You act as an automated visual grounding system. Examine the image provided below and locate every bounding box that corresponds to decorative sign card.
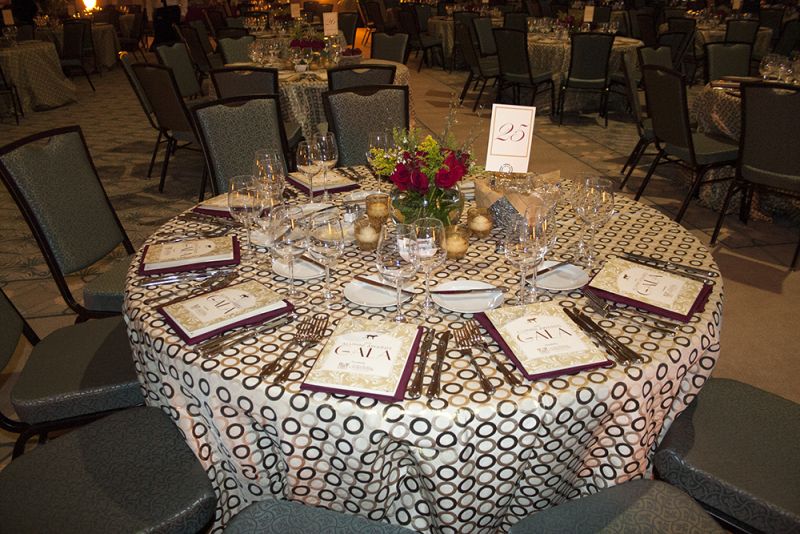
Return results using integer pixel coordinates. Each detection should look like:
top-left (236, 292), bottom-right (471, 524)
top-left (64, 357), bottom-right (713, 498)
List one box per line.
top-left (140, 236), bottom-right (239, 275)
top-left (2, 10), bottom-right (14, 25)
top-left (290, 3), bottom-right (301, 18)
top-left (287, 170), bottom-right (359, 194)
top-left (193, 194), bottom-right (231, 218)
top-left (478, 303), bottom-right (610, 380)
top-left (485, 104), bottom-right (536, 173)
top-left (323, 12), bottom-right (338, 36)
top-left (301, 317), bottom-right (423, 402)
top-left (587, 257), bottom-right (711, 322)
top-left (583, 5), bottom-right (595, 22)
top-left (160, 280), bottom-right (291, 343)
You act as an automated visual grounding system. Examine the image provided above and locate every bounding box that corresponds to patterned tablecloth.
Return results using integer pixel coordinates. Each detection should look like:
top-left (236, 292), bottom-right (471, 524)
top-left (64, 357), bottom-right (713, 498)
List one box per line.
top-left (124, 170), bottom-right (723, 533)
top-left (428, 16), bottom-right (504, 60)
top-left (0, 41), bottom-right (77, 113)
top-left (39, 22), bottom-right (121, 70)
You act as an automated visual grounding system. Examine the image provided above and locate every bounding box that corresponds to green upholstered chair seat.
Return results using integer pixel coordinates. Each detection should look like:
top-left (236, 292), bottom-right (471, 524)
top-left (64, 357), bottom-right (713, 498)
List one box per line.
top-left (563, 76), bottom-right (610, 90)
top-left (0, 406), bottom-right (216, 533)
top-left (11, 316), bottom-right (143, 424)
top-left (654, 378), bottom-right (800, 533)
top-left (418, 33), bottom-right (442, 48)
top-left (664, 133), bottom-right (738, 165)
top-left (740, 164), bottom-right (800, 193)
top-left (504, 70), bottom-right (552, 86)
top-left (83, 254), bottom-right (134, 313)
top-left (224, 499), bottom-right (416, 534)
top-left (478, 56), bottom-right (499, 76)
top-left (509, 479), bottom-right (724, 533)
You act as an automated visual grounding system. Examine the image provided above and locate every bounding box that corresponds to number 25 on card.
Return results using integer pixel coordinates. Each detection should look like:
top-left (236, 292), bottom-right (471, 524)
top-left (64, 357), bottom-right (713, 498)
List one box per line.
top-left (485, 104), bottom-right (536, 173)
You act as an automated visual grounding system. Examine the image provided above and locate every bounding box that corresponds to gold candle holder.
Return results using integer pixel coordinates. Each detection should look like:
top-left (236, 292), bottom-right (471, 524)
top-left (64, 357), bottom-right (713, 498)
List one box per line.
top-left (365, 193), bottom-right (390, 225)
top-left (467, 207), bottom-right (493, 238)
top-left (444, 225), bottom-right (470, 259)
top-left (354, 215), bottom-right (381, 251)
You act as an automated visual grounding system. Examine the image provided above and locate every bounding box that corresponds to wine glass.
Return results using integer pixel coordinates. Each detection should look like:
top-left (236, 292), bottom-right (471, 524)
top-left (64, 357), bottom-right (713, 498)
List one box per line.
top-left (270, 205), bottom-right (307, 297)
top-left (504, 201), bottom-right (556, 305)
top-left (253, 149), bottom-right (286, 200)
top-left (228, 175), bottom-right (261, 260)
top-left (525, 204), bottom-right (558, 303)
top-left (412, 218), bottom-right (447, 314)
top-left (307, 208), bottom-right (346, 307)
top-left (376, 224), bottom-right (419, 323)
top-left (296, 140), bottom-right (320, 202)
top-left (313, 132), bottom-right (338, 202)
top-left (574, 177), bottom-right (615, 271)
top-left (366, 130), bottom-right (390, 190)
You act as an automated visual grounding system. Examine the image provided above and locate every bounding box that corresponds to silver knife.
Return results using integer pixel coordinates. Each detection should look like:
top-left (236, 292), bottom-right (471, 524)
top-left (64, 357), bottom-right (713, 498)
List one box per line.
top-left (620, 253), bottom-right (718, 282)
top-left (354, 275), bottom-right (416, 297)
top-left (426, 331), bottom-right (451, 399)
top-left (407, 328), bottom-right (436, 399)
top-left (566, 308), bottom-right (642, 364)
top-left (430, 286), bottom-right (508, 295)
top-left (527, 260), bottom-right (570, 280)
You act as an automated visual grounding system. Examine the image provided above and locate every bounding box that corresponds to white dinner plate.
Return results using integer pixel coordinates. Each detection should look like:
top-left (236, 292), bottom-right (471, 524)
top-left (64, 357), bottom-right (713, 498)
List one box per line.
top-left (431, 280), bottom-right (504, 314)
top-left (344, 190), bottom-right (380, 203)
top-left (533, 260), bottom-right (590, 291)
top-left (272, 257), bottom-right (325, 280)
top-left (299, 203), bottom-right (334, 217)
top-left (344, 275), bottom-right (415, 308)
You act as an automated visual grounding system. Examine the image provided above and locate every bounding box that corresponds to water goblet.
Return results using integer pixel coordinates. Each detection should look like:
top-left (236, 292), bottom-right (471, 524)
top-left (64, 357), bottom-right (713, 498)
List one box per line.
top-left (313, 132), bottom-right (338, 202)
top-left (227, 174), bottom-right (261, 260)
top-left (412, 217), bottom-right (447, 314)
top-left (308, 208), bottom-right (346, 306)
top-left (376, 224), bottom-right (419, 323)
top-left (270, 205), bottom-right (307, 297)
top-left (574, 177), bottom-right (615, 271)
top-left (296, 140), bottom-right (320, 202)
top-left (253, 148), bottom-right (286, 199)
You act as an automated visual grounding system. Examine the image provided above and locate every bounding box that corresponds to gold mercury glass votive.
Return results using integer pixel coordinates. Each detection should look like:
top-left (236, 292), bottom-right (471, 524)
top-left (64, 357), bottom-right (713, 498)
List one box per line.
top-left (467, 207), bottom-right (493, 238)
top-left (365, 193), bottom-right (390, 225)
top-left (444, 225), bottom-right (470, 259)
top-left (354, 216), bottom-right (381, 251)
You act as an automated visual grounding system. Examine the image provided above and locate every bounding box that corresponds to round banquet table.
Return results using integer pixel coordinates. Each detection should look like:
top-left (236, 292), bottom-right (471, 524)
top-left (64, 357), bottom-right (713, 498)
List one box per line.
top-left (694, 24), bottom-right (772, 59)
top-left (428, 16), bottom-right (504, 60)
top-left (0, 41), bottom-right (77, 113)
top-left (124, 172), bottom-right (723, 532)
top-left (38, 22), bottom-right (121, 70)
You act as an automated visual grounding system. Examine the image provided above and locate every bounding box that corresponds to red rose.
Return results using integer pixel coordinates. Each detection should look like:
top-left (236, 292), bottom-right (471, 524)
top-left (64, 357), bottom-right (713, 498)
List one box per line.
top-left (390, 161), bottom-right (429, 194)
top-left (434, 150), bottom-right (468, 189)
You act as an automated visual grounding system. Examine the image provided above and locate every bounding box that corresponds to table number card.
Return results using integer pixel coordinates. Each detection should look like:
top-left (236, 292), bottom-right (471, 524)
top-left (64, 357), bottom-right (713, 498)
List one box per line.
top-left (587, 257), bottom-right (712, 322)
top-left (290, 3), bottom-right (301, 18)
top-left (323, 12), bottom-right (338, 36)
top-left (484, 104), bottom-right (536, 173)
top-left (139, 236), bottom-right (240, 275)
top-left (301, 317), bottom-right (423, 402)
top-left (732, 0), bottom-right (742, 10)
top-left (583, 5), bottom-right (595, 23)
top-left (479, 303), bottom-right (610, 380)
top-left (2, 10), bottom-right (14, 25)
top-left (160, 280), bottom-right (291, 344)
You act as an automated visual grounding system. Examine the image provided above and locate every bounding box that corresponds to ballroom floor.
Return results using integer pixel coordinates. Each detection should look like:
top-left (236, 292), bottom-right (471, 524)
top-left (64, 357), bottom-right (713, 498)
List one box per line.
top-left (0, 47), bottom-right (797, 466)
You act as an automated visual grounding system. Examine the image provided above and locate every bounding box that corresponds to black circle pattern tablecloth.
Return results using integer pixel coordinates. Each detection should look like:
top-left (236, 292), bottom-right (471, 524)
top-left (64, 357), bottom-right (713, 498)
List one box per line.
top-left (123, 171), bottom-right (723, 533)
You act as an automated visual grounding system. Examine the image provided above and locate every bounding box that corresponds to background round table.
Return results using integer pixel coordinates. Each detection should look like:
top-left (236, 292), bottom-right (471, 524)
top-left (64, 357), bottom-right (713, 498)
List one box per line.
top-left (0, 40), bottom-right (77, 112)
top-left (124, 174), bottom-right (723, 532)
top-left (695, 24), bottom-right (772, 59)
top-left (428, 16), bottom-right (503, 60)
top-left (38, 22), bottom-right (121, 70)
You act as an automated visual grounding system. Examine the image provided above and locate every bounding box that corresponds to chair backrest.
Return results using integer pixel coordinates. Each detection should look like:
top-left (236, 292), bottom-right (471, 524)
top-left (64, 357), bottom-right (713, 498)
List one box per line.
top-left (636, 13), bottom-right (657, 46)
top-left (132, 63), bottom-right (194, 135)
top-left (118, 52), bottom-right (156, 128)
top-left (454, 11), bottom-right (479, 43)
top-left (0, 289), bottom-right (34, 372)
top-left (641, 65), bottom-right (695, 162)
top-left (188, 19), bottom-right (213, 55)
top-left (327, 64), bottom-right (396, 91)
top-left (525, 0), bottom-right (542, 17)
top-left (338, 12), bottom-right (358, 47)
top-left (16, 24), bottom-right (34, 41)
top-left (365, 1), bottom-right (387, 33)
top-left (204, 8), bottom-right (227, 35)
top-left (593, 5), bottom-right (612, 24)
top-left (60, 20), bottom-right (85, 61)
top-left (192, 96), bottom-right (289, 194)
top-left (125, 11), bottom-right (144, 40)
top-left (371, 32), bottom-right (408, 63)
top-left (667, 16), bottom-right (696, 35)
top-left (216, 27), bottom-right (249, 40)
top-left (323, 85), bottom-right (409, 167)
top-left (472, 17), bottom-right (497, 56)
top-left (725, 18), bottom-right (759, 44)
top-left (758, 7), bottom-right (784, 37)
top-left (0, 126), bottom-right (131, 286)
top-left (156, 42), bottom-right (202, 98)
top-left (657, 31), bottom-right (690, 69)
top-left (774, 19), bottom-right (799, 56)
top-left (176, 24), bottom-right (212, 72)
top-left (397, 8), bottom-right (421, 40)
top-left (413, 3), bottom-right (431, 33)
top-left (210, 67), bottom-right (278, 98)
top-left (217, 35), bottom-right (255, 64)
top-left (493, 28), bottom-right (531, 80)
top-left (738, 82), bottom-right (800, 189)
top-left (566, 32), bottom-right (614, 88)
top-left (622, 50), bottom-right (644, 127)
top-left (152, 6), bottom-right (181, 47)
top-left (637, 44), bottom-right (673, 69)
top-left (503, 12), bottom-right (528, 32)
top-left (704, 42), bottom-right (751, 82)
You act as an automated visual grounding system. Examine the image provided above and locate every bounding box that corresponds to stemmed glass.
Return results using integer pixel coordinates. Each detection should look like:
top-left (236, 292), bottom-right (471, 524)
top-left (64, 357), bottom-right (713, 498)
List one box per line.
top-left (574, 177), bottom-right (615, 271)
top-left (412, 218), bottom-right (447, 314)
top-left (270, 205), bottom-right (307, 298)
top-left (313, 132), bottom-right (338, 202)
top-left (296, 140), bottom-right (320, 202)
top-left (253, 149), bottom-right (286, 200)
top-left (376, 224), bottom-right (419, 323)
top-left (366, 130), bottom-right (390, 190)
top-left (227, 174), bottom-right (261, 260)
top-left (504, 201), bottom-right (556, 305)
top-left (307, 208), bottom-right (346, 307)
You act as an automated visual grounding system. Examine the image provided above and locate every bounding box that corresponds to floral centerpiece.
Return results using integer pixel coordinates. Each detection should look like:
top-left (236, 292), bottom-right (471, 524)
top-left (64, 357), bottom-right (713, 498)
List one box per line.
top-left (288, 21), bottom-right (325, 50)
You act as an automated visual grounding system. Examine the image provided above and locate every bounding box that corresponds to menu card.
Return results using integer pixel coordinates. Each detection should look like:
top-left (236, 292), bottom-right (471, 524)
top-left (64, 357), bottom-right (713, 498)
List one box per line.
top-left (193, 194), bottom-right (232, 218)
top-left (476, 302), bottom-right (611, 380)
top-left (290, 2), bottom-right (301, 18)
top-left (139, 236), bottom-right (240, 275)
top-left (583, 5), bottom-right (595, 22)
top-left (587, 257), bottom-right (711, 322)
top-left (301, 317), bottom-right (423, 402)
top-left (485, 104), bottom-right (536, 173)
top-left (287, 169), bottom-right (359, 195)
top-left (160, 279), bottom-right (292, 344)
top-left (323, 12), bottom-right (338, 36)
top-left (2, 10), bottom-right (14, 25)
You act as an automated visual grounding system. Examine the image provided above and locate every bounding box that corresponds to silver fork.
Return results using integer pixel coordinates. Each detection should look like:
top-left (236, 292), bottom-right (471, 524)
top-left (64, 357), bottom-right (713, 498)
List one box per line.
top-left (260, 316), bottom-right (314, 377)
top-left (453, 327), bottom-right (495, 395)
top-left (274, 314), bottom-right (329, 384)
top-left (463, 320), bottom-right (522, 387)
top-left (583, 290), bottom-right (679, 336)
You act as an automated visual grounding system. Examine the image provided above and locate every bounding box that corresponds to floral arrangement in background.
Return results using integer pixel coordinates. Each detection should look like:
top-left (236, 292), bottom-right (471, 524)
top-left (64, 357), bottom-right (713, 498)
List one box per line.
top-left (289, 21), bottom-right (324, 49)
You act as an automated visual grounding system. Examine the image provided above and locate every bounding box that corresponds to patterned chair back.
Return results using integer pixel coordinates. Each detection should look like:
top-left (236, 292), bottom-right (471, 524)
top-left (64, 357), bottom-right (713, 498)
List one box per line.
top-left (704, 42), bottom-right (751, 82)
top-left (211, 67), bottom-right (278, 98)
top-left (472, 17), bottom-right (497, 56)
top-left (156, 43), bottom-right (203, 98)
top-left (371, 32), bottom-right (408, 63)
top-left (218, 35), bottom-right (255, 64)
top-left (327, 64), bottom-right (396, 91)
top-left (566, 32), bottom-right (614, 89)
top-left (132, 63), bottom-right (195, 136)
top-left (725, 19), bottom-right (759, 45)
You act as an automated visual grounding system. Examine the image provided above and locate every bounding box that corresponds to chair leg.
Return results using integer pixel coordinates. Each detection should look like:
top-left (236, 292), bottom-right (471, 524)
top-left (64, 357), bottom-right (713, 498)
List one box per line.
top-left (740, 184), bottom-right (754, 224)
top-left (158, 138), bottom-right (174, 193)
top-left (548, 81), bottom-right (555, 118)
top-left (474, 79), bottom-right (487, 111)
top-left (557, 86), bottom-right (566, 125)
top-left (417, 49), bottom-right (425, 72)
top-left (711, 179), bottom-right (743, 245)
top-left (621, 137), bottom-right (646, 177)
top-left (634, 150), bottom-right (662, 201)
top-left (198, 166), bottom-right (209, 202)
top-left (82, 67), bottom-right (95, 91)
top-left (459, 72), bottom-right (474, 105)
top-left (792, 233), bottom-right (800, 270)
top-left (529, 84), bottom-right (538, 106)
top-left (147, 131), bottom-right (163, 178)
top-left (602, 89), bottom-right (609, 128)
top-left (675, 167), bottom-right (707, 223)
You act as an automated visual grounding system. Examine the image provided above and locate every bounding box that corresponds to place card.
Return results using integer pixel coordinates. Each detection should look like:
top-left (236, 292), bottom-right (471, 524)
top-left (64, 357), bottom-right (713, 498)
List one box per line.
top-left (2, 10), bottom-right (14, 25)
top-left (476, 302), bottom-right (611, 380)
top-left (193, 194), bottom-right (232, 218)
top-left (583, 5), bottom-right (595, 22)
top-left (287, 169), bottom-right (359, 195)
top-left (485, 104), bottom-right (536, 173)
top-left (290, 2), bottom-right (301, 18)
top-left (139, 236), bottom-right (240, 275)
top-left (323, 12), bottom-right (338, 36)
top-left (586, 257), bottom-right (712, 322)
top-left (301, 317), bottom-right (423, 402)
top-left (160, 279), bottom-right (292, 344)
top-left (733, 0), bottom-right (742, 10)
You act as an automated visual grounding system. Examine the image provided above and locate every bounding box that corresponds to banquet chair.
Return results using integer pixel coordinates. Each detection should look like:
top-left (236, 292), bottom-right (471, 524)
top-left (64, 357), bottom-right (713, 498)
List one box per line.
top-left (152, 5), bottom-right (181, 49)
top-left (556, 32), bottom-right (614, 127)
top-left (637, 44), bottom-right (673, 69)
top-left (204, 7), bottom-right (228, 38)
top-left (636, 65), bottom-right (738, 222)
top-left (357, 0), bottom-right (376, 45)
top-left (759, 6), bottom-right (785, 47)
top-left (398, 8), bottom-right (443, 71)
top-left (370, 32), bottom-right (409, 64)
top-left (133, 63), bottom-right (202, 194)
top-left (657, 31), bottom-right (692, 73)
top-left (413, 2), bottom-right (432, 34)
top-left (493, 28), bottom-right (554, 112)
top-left (503, 12), bottom-right (529, 32)
top-left (471, 17), bottom-right (497, 57)
top-left (592, 5), bottom-right (612, 25)
top-left (774, 19), bottom-right (799, 57)
top-left (327, 64), bottom-right (396, 91)
top-left (509, 479), bottom-right (724, 533)
top-left (64, 19), bottom-right (98, 74)
top-left (618, 52), bottom-right (655, 189)
top-left (193, 95), bottom-right (290, 198)
top-left (156, 43), bottom-right (204, 98)
top-left (654, 378), bottom-right (800, 531)
top-left (177, 24), bottom-right (222, 75)
top-left (0, 288), bottom-right (142, 457)
top-left (224, 498), bottom-right (416, 533)
top-left (725, 18), bottom-right (759, 46)
top-left (703, 42), bottom-right (751, 83)
top-left (0, 126), bottom-right (136, 319)
top-left (451, 11), bottom-right (479, 68)
top-left (339, 12), bottom-right (359, 48)
top-left (218, 35), bottom-right (256, 64)
top-left (189, 18), bottom-right (215, 56)
top-left (710, 82), bottom-right (800, 269)
top-left (456, 22), bottom-right (498, 111)
top-left (60, 20), bottom-right (96, 91)
top-left (365, 2), bottom-right (398, 38)
top-left (323, 85), bottom-right (409, 167)
top-left (118, 11), bottom-right (145, 61)
top-left (636, 13), bottom-right (658, 46)
top-left (0, 406), bottom-right (217, 533)
top-left (0, 64), bottom-right (22, 125)
top-left (667, 17), bottom-right (699, 80)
